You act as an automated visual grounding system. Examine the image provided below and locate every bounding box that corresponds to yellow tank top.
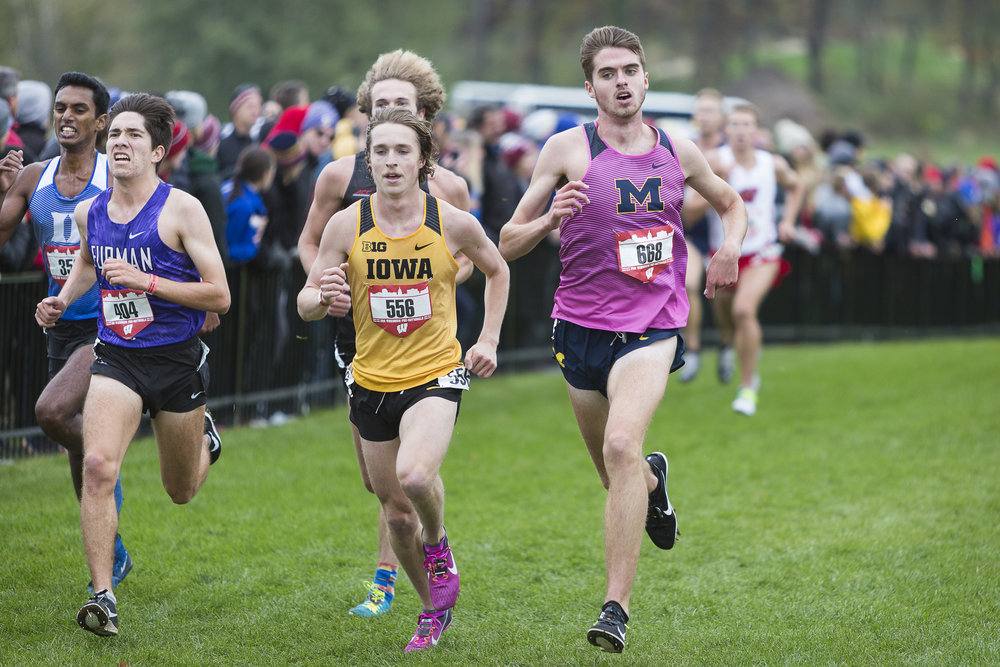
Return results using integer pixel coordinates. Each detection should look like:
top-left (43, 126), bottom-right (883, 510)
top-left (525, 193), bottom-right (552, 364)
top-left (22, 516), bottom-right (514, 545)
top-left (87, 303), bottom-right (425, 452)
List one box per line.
top-left (347, 192), bottom-right (461, 391)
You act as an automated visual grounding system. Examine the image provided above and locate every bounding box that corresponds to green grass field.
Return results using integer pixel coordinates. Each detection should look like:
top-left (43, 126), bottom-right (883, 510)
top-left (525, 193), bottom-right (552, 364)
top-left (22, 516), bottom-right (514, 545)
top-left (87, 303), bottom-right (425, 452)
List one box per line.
top-left (2, 338), bottom-right (998, 665)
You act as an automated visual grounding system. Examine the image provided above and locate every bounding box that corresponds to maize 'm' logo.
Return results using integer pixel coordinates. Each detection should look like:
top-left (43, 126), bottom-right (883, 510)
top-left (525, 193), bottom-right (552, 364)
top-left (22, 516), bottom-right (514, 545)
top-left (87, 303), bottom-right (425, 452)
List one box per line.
top-left (363, 241), bottom-right (388, 252)
top-left (614, 177), bottom-right (664, 214)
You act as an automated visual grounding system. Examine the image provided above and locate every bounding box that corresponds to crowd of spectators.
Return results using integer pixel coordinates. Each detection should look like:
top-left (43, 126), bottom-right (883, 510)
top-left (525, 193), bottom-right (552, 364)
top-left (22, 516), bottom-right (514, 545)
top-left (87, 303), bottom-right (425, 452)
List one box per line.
top-left (2, 65), bottom-right (998, 316)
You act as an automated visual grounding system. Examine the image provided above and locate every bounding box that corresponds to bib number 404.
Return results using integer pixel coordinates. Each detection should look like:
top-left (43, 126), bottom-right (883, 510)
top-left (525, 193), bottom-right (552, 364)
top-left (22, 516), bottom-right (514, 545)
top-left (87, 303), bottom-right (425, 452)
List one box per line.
top-left (112, 301), bottom-right (140, 320)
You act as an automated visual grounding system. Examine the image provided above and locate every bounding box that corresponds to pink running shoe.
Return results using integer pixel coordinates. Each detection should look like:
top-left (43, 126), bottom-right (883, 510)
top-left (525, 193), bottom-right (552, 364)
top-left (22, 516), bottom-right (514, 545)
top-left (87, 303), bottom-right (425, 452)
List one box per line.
top-left (423, 535), bottom-right (460, 610)
top-left (404, 609), bottom-right (453, 653)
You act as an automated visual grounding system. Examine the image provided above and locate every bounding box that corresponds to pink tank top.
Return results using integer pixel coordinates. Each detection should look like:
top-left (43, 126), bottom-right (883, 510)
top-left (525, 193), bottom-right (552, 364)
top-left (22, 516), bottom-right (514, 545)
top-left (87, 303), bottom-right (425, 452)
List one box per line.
top-left (552, 122), bottom-right (689, 332)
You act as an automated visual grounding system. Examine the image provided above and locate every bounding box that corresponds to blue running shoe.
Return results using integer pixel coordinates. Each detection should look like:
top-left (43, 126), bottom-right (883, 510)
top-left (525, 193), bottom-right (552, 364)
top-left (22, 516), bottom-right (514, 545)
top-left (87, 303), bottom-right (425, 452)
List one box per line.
top-left (88, 534), bottom-right (133, 595)
top-left (349, 581), bottom-right (393, 617)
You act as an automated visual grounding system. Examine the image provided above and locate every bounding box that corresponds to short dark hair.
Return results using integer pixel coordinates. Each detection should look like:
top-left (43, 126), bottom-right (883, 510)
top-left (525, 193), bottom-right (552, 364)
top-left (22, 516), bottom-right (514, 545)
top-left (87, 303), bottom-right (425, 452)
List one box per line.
top-left (580, 26), bottom-right (645, 83)
top-left (55, 72), bottom-right (110, 116)
top-left (109, 93), bottom-right (175, 163)
top-left (365, 107), bottom-right (437, 184)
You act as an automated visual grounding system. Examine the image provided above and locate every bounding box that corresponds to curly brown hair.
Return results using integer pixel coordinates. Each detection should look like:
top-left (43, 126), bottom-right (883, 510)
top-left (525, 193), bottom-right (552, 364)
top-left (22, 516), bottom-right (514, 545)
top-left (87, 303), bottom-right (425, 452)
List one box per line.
top-left (356, 50), bottom-right (445, 120)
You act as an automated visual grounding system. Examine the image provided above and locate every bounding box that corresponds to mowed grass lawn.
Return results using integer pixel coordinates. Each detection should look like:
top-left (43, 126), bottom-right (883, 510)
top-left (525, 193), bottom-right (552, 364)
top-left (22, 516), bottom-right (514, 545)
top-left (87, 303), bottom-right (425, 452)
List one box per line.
top-left (1, 337), bottom-right (998, 665)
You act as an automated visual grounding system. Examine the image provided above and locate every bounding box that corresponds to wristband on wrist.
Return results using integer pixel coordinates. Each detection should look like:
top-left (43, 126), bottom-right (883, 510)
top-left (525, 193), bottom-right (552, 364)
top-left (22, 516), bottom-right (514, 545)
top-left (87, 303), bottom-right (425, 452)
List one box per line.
top-left (146, 274), bottom-right (158, 295)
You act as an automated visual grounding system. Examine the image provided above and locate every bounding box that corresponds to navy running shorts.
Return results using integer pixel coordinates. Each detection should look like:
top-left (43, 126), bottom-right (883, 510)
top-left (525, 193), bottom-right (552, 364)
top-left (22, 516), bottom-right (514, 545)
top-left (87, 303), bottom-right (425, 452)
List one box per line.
top-left (551, 319), bottom-right (685, 397)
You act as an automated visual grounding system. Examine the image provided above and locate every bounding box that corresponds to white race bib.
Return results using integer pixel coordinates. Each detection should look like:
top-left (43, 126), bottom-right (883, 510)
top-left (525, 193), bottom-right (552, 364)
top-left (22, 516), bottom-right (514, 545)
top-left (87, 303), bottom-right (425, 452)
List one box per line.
top-left (101, 289), bottom-right (154, 340)
top-left (437, 366), bottom-right (470, 391)
top-left (615, 225), bottom-right (674, 283)
top-left (44, 245), bottom-right (80, 286)
top-left (369, 281), bottom-right (432, 337)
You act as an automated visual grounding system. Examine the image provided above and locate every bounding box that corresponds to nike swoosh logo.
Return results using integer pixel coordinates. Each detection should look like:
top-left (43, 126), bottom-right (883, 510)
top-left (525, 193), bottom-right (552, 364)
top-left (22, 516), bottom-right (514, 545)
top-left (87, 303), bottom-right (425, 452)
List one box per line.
top-left (639, 335), bottom-right (649, 341)
top-left (190, 391), bottom-right (205, 400)
top-left (414, 242), bottom-right (433, 251)
top-left (651, 162), bottom-right (666, 169)
top-left (128, 231), bottom-right (144, 239)
top-left (447, 564), bottom-right (458, 575)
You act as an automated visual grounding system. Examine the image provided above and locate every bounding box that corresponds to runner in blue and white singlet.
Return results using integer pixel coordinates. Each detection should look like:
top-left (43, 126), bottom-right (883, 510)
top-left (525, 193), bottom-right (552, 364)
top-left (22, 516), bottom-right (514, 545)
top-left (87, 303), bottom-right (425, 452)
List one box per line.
top-left (29, 152), bottom-right (109, 320)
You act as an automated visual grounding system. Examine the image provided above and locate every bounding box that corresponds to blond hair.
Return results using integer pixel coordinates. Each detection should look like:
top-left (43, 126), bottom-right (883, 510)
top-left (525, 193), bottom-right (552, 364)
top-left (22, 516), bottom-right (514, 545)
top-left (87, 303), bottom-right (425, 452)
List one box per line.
top-left (356, 50), bottom-right (445, 120)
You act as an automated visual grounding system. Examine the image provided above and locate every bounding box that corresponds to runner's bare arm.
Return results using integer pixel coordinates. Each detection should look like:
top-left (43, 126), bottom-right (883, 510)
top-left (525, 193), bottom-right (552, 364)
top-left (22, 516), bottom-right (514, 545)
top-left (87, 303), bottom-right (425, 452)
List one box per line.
top-left (298, 205), bottom-right (356, 322)
top-left (0, 149), bottom-right (24, 200)
top-left (35, 200), bottom-right (97, 327)
top-left (676, 138), bottom-right (747, 298)
top-left (298, 155), bottom-right (353, 274)
top-left (774, 154), bottom-right (804, 241)
top-left (0, 161), bottom-right (41, 249)
top-left (444, 203), bottom-right (510, 377)
top-left (499, 130), bottom-right (588, 261)
top-left (429, 166), bottom-right (475, 284)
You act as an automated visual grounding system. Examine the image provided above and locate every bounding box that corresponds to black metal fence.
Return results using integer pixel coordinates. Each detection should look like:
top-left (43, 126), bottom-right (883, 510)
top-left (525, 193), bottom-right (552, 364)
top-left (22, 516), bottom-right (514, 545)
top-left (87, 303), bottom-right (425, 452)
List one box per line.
top-left (2, 248), bottom-right (998, 461)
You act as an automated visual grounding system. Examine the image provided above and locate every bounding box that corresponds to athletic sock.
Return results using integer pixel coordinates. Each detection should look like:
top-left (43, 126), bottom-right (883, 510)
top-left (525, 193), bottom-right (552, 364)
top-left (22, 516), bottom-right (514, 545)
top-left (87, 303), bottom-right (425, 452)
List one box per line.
top-left (114, 475), bottom-right (123, 514)
top-left (374, 565), bottom-right (397, 600)
top-left (424, 533), bottom-right (449, 550)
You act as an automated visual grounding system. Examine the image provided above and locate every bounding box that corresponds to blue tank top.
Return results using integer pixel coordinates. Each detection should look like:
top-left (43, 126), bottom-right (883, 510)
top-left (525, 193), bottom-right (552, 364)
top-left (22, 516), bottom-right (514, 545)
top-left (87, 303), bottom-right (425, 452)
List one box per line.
top-left (87, 182), bottom-right (206, 347)
top-left (28, 152), bottom-right (110, 320)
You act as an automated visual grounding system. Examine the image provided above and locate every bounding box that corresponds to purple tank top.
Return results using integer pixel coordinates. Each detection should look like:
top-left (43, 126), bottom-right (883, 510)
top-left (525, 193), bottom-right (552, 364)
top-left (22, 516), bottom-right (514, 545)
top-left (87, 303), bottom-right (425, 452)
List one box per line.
top-left (552, 122), bottom-right (689, 332)
top-left (87, 182), bottom-right (206, 347)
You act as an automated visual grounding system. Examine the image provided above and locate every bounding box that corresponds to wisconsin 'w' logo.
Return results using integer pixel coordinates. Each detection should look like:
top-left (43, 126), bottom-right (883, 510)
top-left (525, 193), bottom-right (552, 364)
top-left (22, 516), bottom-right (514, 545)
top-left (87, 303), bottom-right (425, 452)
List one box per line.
top-left (614, 178), bottom-right (664, 214)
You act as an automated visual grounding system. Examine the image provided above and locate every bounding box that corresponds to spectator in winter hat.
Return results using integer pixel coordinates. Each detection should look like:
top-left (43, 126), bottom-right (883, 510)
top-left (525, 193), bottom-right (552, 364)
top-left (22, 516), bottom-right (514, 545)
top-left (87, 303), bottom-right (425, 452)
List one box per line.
top-left (300, 100), bottom-right (339, 181)
top-left (165, 90), bottom-right (207, 133)
top-left (218, 83), bottom-right (262, 180)
top-left (158, 120), bottom-right (190, 186)
top-left (195, 114), bottom-right (221, 156)
top-left (14, 80), bottom-right (52, 156)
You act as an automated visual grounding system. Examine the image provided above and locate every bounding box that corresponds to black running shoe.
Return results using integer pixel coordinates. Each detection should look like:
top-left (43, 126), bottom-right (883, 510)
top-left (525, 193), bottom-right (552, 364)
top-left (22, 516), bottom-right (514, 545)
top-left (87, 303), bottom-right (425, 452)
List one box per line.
top-left (205, 409), bottom-right (222, 464)
top-left (77, 589), bottom-right (118, 636)
top-left (645, 451), bottom-right (678, 549)
top-left (587, 601), bottom-right (628, 653)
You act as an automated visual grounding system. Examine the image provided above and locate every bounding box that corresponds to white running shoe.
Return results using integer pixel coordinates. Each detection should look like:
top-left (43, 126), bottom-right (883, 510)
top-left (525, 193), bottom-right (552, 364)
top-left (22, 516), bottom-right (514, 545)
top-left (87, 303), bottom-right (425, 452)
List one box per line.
top-left (732, 387), bottom-right (758, 416)
top-left (679, 351), bottom-right (700, 382)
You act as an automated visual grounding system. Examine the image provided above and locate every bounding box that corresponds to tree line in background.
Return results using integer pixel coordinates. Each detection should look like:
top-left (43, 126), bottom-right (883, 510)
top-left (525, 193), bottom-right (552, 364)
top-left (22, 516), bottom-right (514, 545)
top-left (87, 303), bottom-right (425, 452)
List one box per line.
top-left (2, 0), bottom-right (997, 137)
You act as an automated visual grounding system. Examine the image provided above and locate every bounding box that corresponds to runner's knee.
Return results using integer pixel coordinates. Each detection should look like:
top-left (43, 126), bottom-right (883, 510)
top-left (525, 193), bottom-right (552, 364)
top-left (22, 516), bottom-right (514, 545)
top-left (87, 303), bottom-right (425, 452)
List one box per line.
top-left (163, 475), bottom-right (200, 504)
top-left (82, 451), bottom-right (119, 491)
top-left (602, 432), bottom-right (642, 472)
top-left (397, 464), bottom-right (436, 499)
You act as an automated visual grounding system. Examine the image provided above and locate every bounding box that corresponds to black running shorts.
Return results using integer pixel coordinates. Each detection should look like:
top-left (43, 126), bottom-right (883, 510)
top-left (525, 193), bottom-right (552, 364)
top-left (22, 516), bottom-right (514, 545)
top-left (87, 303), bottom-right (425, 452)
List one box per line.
top-left (347, 369), bottom-right (465, 442)
top-left (91, 336), bottom-right (210, 417)
top-left (45, 318), bottom-right (98, 379)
